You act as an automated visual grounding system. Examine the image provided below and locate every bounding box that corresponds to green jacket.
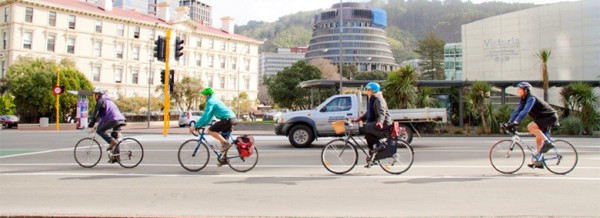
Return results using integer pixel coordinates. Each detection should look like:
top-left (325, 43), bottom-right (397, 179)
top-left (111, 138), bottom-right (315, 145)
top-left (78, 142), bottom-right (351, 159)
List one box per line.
top-left (194, 95), bottom-right (236, 128)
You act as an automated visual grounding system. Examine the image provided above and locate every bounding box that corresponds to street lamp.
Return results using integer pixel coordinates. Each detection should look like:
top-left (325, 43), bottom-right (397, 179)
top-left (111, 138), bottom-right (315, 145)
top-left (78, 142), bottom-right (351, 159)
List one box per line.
top-left (338, 0), bottom-right (343, 94)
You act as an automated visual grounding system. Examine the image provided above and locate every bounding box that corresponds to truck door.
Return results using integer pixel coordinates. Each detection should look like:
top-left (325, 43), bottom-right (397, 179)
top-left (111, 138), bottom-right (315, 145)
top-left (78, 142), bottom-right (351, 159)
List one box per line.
top-left (314, 96), bottom-right (355, 134)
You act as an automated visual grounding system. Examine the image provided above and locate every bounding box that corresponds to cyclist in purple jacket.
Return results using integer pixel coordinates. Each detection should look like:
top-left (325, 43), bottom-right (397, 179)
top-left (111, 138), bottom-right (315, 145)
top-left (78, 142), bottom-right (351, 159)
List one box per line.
top-left (508, 82), bottom-right (558, 169)
top-left (88, 88), bottom-right (126, 163)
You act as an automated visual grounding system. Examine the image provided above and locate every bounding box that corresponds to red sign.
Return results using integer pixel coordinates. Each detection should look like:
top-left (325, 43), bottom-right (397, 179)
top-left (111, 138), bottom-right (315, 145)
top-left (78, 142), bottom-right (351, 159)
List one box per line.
top-left (53, 86), bottom-right (63, 95)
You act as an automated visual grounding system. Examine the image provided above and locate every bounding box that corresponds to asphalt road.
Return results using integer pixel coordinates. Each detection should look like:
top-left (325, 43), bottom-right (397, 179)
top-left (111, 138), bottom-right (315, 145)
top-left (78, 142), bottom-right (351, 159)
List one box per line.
top-left (0, 129), bottom-right (599, 217)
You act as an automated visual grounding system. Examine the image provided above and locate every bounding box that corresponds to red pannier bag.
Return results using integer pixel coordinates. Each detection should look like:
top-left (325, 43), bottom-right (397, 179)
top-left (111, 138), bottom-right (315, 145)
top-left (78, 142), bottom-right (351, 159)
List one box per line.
top-left (235, 135), bottom-right (254, 158)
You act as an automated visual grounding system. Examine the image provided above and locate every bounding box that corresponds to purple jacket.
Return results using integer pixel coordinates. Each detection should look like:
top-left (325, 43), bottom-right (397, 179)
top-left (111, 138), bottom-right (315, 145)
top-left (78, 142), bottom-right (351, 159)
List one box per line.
top-left (88, 95), bottom-right (125, 127)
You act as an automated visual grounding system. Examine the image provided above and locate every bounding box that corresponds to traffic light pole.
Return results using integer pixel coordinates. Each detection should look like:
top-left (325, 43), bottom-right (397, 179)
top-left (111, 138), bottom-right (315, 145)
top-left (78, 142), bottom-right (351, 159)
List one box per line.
top-left (163, 30), bottom-right (171, 136)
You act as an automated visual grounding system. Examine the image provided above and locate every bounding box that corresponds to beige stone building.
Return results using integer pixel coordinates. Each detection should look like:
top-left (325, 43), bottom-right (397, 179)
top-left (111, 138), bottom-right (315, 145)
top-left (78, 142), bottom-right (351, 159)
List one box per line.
top-left (0, 0), bottom-right (261, 106)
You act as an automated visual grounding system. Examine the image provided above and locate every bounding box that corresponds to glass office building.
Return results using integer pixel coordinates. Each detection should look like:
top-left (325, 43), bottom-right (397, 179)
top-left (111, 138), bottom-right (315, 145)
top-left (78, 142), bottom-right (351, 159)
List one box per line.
top-left (305, 2), bottom-right (397, 72)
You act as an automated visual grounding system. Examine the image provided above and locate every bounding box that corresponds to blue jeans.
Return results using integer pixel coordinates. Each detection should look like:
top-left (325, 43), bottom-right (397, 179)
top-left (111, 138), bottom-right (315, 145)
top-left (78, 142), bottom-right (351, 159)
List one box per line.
top-left (96, 120), bottom-right (124, 144)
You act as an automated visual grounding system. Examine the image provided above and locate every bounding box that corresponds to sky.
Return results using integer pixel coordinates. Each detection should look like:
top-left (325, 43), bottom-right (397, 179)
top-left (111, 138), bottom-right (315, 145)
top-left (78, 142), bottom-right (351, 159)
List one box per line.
top-left (201, 0), bottom-right (581, 28)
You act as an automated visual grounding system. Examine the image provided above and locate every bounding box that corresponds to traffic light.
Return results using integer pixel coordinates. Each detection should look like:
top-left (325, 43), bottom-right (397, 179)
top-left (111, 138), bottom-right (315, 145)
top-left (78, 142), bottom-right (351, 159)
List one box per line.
top-left (168, 70), bottom-right (175, 93)
top-left (160, 69), bottom-right (166, 84)
top-left (153, 36), bottom-right (166, 62)
top-left (174, 36), bottom-right (184, 61)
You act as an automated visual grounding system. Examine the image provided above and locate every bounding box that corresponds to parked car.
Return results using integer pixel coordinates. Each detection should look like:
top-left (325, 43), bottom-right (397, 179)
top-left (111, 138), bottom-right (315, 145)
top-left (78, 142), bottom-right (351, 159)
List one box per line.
top-left (178, 111), bottom-right (203, 127)
top-left (0, 115), bottom-right (19, 129)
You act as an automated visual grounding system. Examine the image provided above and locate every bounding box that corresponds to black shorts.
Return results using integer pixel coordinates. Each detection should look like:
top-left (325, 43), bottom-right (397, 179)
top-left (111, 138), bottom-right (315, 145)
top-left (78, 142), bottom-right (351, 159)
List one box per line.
top-left (209, 118), bottom-right (238, 133)
top-left (534, 114), bottom-right (558, 133)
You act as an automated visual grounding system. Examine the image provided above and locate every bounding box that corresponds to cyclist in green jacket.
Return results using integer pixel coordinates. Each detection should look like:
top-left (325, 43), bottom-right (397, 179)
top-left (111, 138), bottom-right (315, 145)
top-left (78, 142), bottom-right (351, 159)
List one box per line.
top-left (189, 87), bottom-right (238, 165)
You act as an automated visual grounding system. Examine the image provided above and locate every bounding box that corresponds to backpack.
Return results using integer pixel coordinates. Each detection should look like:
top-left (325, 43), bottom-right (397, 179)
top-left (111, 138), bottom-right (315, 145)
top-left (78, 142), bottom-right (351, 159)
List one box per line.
top-left (235, 135), bottom-right (254, 158)
top-left (374, 136), bottom-right (398, 160)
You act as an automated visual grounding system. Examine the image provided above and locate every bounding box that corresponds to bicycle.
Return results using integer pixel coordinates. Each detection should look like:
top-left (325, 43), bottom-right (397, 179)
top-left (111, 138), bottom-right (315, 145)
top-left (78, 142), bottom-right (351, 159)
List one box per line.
top-left (74, 123), bottom-right (144, 168)
top-left (321, 120), bottom-right (414, 175)
top-left (177, 126), bottom-right (259, 172)
top-left (489, 123), bottom-right (578, 175)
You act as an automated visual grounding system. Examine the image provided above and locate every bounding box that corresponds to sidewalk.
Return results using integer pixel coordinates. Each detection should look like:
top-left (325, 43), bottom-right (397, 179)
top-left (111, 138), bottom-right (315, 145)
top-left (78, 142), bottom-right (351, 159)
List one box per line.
top-left (13, 121), bottom-right (276, 136)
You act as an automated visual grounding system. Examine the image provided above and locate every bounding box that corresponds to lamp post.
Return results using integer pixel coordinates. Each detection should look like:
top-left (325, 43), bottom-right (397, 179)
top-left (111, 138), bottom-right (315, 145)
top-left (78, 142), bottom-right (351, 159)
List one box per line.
top-left (338, 0), bottom-right (343, 94)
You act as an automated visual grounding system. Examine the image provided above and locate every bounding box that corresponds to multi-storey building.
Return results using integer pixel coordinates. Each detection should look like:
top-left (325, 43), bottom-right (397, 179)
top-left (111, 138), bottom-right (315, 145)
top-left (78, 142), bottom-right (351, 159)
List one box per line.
top-left (444, 43), bottom-right (462, 81)
top-left (305, 2), bottom-right (397, 72)
top-left (0, 0), bottom-right (261, 104)
top-left (176, 0), bottom-right (211, 26)
top-left (259, 47), bottom-right (307, 79)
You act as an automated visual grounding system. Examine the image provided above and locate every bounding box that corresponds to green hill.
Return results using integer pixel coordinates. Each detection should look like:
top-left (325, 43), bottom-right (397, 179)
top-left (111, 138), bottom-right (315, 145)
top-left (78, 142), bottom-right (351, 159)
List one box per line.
top-left (235, 0), bottom-right (537, 63)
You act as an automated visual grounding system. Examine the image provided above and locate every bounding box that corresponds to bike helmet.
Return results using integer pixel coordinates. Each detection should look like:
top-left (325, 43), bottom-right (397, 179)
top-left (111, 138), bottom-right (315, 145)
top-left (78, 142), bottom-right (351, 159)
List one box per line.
top-left (93, 88), bottom-right (107, 95)
top-left (365, 82), bottom-right (381, 93)
top-left (201, 87), bottom-right (214, 95)
top-left (515, 82), bottom-right (532, 91)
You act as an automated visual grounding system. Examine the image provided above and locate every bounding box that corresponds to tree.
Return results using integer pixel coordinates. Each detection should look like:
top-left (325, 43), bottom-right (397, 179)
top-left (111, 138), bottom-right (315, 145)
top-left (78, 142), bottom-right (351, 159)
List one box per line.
top-left (560, 82), bottom-right (599, 134)
top-left (466, 81), bottom-right (492, 133)
top-left (308, 58), bottom-right (340, 80)
top-left (341, 64), bottom-right (357, 80)
top-left (267, 60), bottom-right (321, 110)
top-left (0, 94), bottom-right (16, 115)
top-left (414, 32), bottom-right (445, 80)
top-left (115, 96), bottom-right (163, 114)
top-left (383, 65), bottom-right (418, 109)
top-left (353, 70), bottom-right (387, 80)
top-left (5, 58), bottom-right (93, 123)
top-left (536, 49), bottom-right (551, 102)
top-left (155, 75), bottom-right (204, 111)
top-left (415, 87), bottom-right (437, 108)
top-left (231, 92), bottom-right (256, 116)
top-left (257, 76), bottom-right (273, 106)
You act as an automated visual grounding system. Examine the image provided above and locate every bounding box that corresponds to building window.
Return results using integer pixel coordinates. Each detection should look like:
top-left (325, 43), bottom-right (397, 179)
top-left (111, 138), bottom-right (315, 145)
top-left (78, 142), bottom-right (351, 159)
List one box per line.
top-left (148, 69), bottom-right (154, 85)
top-left (93, 41), bottom-right (102, 57)
top-left (196, 53), bottom-right (202, 67)
top-left (116, 43), bottom-right (123, 59)
top-left (47, 35), bottom-right (55, 52)
top-left (220, 41), bottom-right (226, 50)
top-left (132, 46), bottom-right (140, 60)
top-left (245, 44), bottom-right (250, 54)
top-left (232, 43), bottom-right (237, 52)
top-left (48, 11), bottom-right (56, 26)
top-left (25, 7), bottom-right (33, 23)
top-left (2, 31), bottom-right (7, 49)
top-left (220, 56), bottom-right (226, 69)
top-left (134, 26), bottom-right (140, 39)
top-left (117, 24), bottom-right (124, 36)
top-left (4, 7), bottom-right (8, 23)
top-left (95, 20), bottom-right (102, 33)
top-left (245, 77), bottom-right (250, 89)
top-left (208, 55), bottom-right (214, 68)
top-left (131, 69), bottom-right (139, 84)
top-left (220, 76), bottom-right (225, 89)
top-left (22, 32), bottom-right (32, 49)
top-left (68, 15), bottom-right (76, 29)
top-left (231, 57), bottom-right (237, 70)
top-left (244, 58), bottom-right (250, 71)
top-left (149, 29), bottom-right (155, 40)
top-left (1, 61), bottom-right (5, 77)
top-left (207, 75), bottom-right (213, 87)
top-left (92, 66), bottom-right (101, 82)
top-left (67, 37), bottom-right (75, 54)
top-left (208, 39), bottom-right (213, 49)
top-left (197, 39), bottom-right (202, 47)
top-left (115, 68), bottom-right (122, 83)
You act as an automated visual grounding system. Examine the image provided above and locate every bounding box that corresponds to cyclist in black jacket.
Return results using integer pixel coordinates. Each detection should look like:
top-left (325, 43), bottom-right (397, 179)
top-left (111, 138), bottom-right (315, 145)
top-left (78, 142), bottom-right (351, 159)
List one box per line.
top-left (508, 82), bottom-right (558, 168)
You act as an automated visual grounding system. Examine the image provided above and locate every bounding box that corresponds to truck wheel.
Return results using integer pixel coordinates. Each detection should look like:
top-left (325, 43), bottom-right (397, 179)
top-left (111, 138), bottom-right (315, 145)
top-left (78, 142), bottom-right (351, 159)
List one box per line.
top-left (399, 124), bottom-right (413, 144)
top-left (289, 125), bottom-right (314, 148)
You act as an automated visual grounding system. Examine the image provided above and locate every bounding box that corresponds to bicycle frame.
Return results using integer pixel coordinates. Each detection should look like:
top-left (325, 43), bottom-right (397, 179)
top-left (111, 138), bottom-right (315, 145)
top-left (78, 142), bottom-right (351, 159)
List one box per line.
top-left (509, 131), bottom-right (561, 163)
top-left (193, 128), bottom-right (237, 160)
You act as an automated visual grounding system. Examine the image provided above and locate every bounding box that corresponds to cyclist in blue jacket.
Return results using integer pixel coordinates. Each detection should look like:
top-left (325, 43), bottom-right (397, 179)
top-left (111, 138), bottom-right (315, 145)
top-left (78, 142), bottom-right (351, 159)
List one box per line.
top-left (189, 87), bottom-right (238, 165)
top-left (508, 82), bottom-right (558, 169)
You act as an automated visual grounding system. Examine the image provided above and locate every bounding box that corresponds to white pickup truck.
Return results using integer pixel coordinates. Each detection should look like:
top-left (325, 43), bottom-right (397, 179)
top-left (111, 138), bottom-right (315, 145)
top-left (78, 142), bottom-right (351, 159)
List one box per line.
top-left (274, 93), bottom-right (447, 148)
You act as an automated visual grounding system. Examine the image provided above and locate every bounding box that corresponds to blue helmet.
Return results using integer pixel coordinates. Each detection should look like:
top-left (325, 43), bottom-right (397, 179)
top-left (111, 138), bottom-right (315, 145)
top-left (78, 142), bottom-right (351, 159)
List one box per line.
top-left (366, 82), bottom-right (381, 93)
top-left (515, 82), bottom-right (532, 91)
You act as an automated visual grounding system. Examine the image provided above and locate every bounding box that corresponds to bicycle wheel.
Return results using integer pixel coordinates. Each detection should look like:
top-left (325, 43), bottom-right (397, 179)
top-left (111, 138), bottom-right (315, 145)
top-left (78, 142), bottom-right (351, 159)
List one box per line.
top-left (489, 139), bottom-right (525, 174)
top-left (115, 138), bottom-right (144, 168)
top-left (544, 139), bottom-right (578, 175)
top-left (178, 139), bottom-right (210, 172)
top-left (321, 139), bottom-right (358, 175)
top-left (74, 138), bottom-right (102, 168)
top-left (227, 146), bottom-right (259, 173)
top-left (379, 139), bottom-right (414, 175)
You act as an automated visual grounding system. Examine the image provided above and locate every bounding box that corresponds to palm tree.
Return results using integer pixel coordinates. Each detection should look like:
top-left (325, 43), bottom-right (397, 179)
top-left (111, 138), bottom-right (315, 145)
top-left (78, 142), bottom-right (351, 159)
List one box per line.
top-left (536, 49), bottom-right (551, 102)
top-left (466, 81), bottom-right (492, 133)
top-left (383, 65), bottom-right (418, 109)
top-left (415, 87), bottom-right (437, 108)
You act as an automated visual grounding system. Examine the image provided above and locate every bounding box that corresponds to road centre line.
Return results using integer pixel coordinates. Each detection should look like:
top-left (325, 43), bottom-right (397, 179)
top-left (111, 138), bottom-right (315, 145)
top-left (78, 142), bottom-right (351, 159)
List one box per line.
top-left (0, 172), bottom-right (598, 181)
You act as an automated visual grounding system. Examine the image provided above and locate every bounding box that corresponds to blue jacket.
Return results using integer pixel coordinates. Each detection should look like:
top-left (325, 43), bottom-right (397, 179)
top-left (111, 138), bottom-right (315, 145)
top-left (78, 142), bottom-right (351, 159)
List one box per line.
top-left (509, 94), bottom-right (556, 123)
top-left (88, 95), bottom-right (125, 127)
top-left (194, 95), bottom-right (236, 128)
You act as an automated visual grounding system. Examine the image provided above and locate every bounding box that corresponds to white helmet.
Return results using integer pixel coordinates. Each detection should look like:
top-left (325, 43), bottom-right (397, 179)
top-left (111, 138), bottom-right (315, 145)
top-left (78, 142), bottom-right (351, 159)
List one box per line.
top-left (93, 88), bottom-right (107, 95)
